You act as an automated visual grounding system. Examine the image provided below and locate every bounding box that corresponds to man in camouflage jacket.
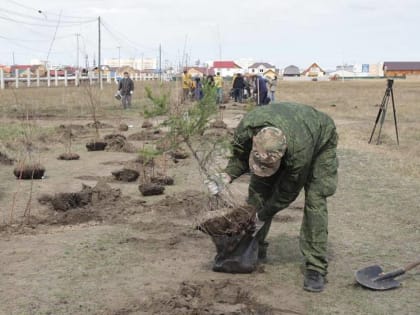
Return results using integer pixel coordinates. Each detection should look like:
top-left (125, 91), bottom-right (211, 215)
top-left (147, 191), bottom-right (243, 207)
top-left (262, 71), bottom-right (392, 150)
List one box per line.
top-left (206, 102), bottom-right (338, 292)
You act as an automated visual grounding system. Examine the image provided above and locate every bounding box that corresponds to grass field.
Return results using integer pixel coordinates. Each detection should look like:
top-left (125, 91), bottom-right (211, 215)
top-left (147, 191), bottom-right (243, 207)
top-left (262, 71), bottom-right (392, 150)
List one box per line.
top-left (0, 80), bottom-right (419, 314)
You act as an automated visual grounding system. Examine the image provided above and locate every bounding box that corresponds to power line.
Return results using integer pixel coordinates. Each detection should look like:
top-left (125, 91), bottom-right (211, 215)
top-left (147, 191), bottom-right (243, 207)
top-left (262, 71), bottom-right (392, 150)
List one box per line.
top-left (8, 0), bottom-right (95, 20)
top-left (0, 14), bottom-right (96, 27)
top-left (0, 8), bottom-right (95, 24)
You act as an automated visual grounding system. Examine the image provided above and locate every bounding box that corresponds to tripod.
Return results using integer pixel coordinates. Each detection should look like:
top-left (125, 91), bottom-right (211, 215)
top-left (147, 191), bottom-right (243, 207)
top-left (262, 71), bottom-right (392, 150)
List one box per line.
top-left (369, 79), bottom-right (399, 145)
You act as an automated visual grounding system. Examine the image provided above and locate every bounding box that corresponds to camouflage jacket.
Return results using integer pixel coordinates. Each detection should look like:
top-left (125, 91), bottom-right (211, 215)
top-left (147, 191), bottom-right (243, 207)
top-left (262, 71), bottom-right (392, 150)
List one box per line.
top-left (225, 102), bottom-right (337, 218)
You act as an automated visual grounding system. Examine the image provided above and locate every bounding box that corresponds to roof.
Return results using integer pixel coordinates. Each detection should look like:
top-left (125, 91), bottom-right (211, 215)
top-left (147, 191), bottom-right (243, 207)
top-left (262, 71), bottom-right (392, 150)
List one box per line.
top-left (213, 61), bottom-right (241, 69)
top-left (283, 65), bottom-right (300, 75)
top-left (383, 62), bottom-right (420, 71)
top-left (302, 62), bottom-right (325, 75)
top-left (249, 62), bottom-right (275, 69)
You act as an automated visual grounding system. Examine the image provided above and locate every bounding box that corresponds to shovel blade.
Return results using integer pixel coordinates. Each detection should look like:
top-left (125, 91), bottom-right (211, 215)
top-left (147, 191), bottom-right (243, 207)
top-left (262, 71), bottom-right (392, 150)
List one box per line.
top-left (355, 265), bottom-right (401, 291)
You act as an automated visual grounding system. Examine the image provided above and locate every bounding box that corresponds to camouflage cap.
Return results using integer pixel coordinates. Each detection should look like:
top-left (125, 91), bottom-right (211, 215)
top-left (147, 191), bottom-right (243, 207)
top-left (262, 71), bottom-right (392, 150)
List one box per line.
top-left (249, 127), bottom-right (287, 177)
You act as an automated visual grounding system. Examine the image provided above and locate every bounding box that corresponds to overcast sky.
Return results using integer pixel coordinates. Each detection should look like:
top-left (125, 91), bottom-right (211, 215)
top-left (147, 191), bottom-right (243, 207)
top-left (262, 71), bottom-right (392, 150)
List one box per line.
top-left (0, 0), bottom-right (419, 69)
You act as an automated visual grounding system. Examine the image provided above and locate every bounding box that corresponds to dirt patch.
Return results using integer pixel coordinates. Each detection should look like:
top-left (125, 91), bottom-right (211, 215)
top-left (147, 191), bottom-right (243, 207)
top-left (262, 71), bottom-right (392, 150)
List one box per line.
top-left (104, 134), bottom-right (137, 153)
top-left (86, 121), bottom-right (114, 129)
top-left (13, 163), bottom-right (45, 179)
top-left (139, 183), bottom-right (165, 196)
top-left (210, 119), bottom-right (228, 129)
top-left (112, 168), bottom-right (140, 182)
top-left (150, 175), bottom-right (174, 186)
top-left (141, 121), bottom-right (153, 128)
top-left (168, 150), bottom-right (190, 160)
top-left (46, 182), bottom-right (122, 211)
top-left (119, 123), bottom-right (129, 131)
top-left (57, 153), bottom-right (80, 160)
top-left (127, 129), bottom-right (164, 141)
top-left (132, 280), bottom-right (277, 315)
top-left (86, 141), bottom-right (107, 151)
top-left (57, 124), bottom-right (89, 136)
top-left (0, 151), bottom-right (14, 165)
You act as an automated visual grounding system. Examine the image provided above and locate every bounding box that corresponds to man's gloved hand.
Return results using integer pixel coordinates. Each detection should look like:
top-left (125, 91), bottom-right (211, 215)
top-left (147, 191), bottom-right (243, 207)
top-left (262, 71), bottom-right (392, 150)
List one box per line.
top-left (204, 173), bottom-right (231, 195)
top-left (130, 90), bottom-right (133, 95)
top-left (252, 212), bottom-right (265, 237)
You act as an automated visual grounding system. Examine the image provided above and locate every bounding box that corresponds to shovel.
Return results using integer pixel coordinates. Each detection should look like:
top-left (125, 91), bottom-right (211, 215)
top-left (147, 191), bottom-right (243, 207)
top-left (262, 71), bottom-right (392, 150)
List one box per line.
top-left (355, 259), bottom-right (420, 290)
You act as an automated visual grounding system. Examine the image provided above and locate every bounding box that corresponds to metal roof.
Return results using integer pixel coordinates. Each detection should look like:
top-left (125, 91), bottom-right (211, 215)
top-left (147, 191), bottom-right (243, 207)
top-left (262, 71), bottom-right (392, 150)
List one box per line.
top-left (383, 62), bottom-right (420, 71)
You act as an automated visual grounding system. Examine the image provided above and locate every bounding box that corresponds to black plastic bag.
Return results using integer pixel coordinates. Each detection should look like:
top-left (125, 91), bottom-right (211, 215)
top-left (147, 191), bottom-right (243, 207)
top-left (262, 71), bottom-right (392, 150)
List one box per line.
top-left (211, 232), bottom-right (259, 274)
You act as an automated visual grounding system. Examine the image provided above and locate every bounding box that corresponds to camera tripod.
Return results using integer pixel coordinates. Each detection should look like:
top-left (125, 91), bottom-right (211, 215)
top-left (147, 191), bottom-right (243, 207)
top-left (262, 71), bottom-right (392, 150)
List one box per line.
top-left (369, 79), bottom-right (399, 145)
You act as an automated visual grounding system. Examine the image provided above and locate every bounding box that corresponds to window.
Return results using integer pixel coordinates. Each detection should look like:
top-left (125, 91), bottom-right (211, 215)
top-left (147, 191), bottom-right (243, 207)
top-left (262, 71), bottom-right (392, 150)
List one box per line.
top-left (259, 68), bottom-right (264, 73)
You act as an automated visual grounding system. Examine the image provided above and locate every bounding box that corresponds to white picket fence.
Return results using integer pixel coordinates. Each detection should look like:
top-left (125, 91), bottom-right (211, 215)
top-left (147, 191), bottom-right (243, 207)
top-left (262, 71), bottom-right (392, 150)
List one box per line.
top-left (0, 68), bottom-right (149, 89)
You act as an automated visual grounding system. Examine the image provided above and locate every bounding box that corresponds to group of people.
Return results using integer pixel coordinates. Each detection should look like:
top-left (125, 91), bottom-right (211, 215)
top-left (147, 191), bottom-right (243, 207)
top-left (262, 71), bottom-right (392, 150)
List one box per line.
top-left (231, 73), bottom-right (277, 105)
top-left (182, 70), bottom-right (278, 106)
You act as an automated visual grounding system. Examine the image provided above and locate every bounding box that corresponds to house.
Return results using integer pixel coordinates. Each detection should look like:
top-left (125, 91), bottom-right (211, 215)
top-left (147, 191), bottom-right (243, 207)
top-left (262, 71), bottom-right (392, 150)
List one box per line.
top-left (212, 61), bottom-right (242, 77)
top-left (139, 69), bottom-right (159, 80)
top-left (283, 65), bottom-right (300, 77)
top-left (10, 65), bottom-right (48, 77)
top-left (185, 67), bottom-right (214, 78)
top-left (302, 63), bottom-right (325, 77)
top-left (248, 62), bottom-right (277, 78)
top-left (383, 62), bottom-right (420, 77)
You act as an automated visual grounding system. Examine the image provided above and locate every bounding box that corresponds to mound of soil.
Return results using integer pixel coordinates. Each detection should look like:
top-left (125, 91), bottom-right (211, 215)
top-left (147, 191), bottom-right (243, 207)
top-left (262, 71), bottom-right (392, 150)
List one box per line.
top-left (13, 163), bottom-right (45, 180)
top-left (138, 280), bottom-right (274, 315)
top-left (0, 151), bottom-right (14, 165)
top-left (57, 124), bottom-right (89, 136)
top-left (47, 181), bottom-right (122, 211)
top-left (128, 129), bottom-right (163, 141)
top-left (112, 168), bottom-right (139, 182)
top-left (198, 205), bottom-right (255, 236)
top-left (210, 119), bottom-right (228, 129)
top-left (141, 120), bottom-right (153, 128)
top-left (119, 123), bottom-right (129, 131)
top-left (139, 183), bottom-right (165, 196)
top-left (86, 141), bottom-right (107, 151)
top-left (104, 134), bottom-right (137, 153)
top-left (151, 190), bottom-right (207, 218)
top-left (57, 153), bottom-right (80, 160)
top-left (151, 175), bottom-right (174, 186)
top-left (168, 149), bottom-right (190, 160)
top-left (86, 121), bottom-right (113, 129)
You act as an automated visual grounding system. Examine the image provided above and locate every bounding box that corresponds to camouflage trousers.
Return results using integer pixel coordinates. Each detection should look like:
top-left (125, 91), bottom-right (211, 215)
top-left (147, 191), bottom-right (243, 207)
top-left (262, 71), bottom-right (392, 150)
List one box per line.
top-left (249, 131), bottom-right (338, 275)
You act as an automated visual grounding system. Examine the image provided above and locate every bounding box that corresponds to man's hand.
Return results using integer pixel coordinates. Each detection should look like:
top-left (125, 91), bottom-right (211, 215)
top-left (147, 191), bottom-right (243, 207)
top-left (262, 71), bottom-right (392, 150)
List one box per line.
top-left (204, 173), bottom-right (231, 195)
top-left (130, 90), bottom-right (133, 95)
top-left (252, 212), bottom-right (265, 237)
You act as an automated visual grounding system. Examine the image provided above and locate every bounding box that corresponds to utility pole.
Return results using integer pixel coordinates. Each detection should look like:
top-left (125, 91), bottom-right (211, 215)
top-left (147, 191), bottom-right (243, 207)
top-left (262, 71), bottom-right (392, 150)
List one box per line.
top-left (117, 46), bottom-right (121, 67)
top-left (76, 33), bottom-right (80, 69)
top-left (159, 44), bottom-right (162, 82)
top-left (98, 16), bottom-right (103, 89)
top-left (12, 51), bottom-right (15, 65)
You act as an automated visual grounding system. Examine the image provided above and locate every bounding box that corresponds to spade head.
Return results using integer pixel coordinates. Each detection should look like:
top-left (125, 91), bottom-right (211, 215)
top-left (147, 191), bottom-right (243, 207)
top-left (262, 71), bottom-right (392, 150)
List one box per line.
top-left (355, 265), bottom-right (401, 291)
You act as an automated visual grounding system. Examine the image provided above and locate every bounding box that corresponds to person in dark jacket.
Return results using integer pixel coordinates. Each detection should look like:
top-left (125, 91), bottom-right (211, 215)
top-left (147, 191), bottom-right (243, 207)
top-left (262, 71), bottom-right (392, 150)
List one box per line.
top-left (206, 102), bottom-right (338, 292)
top-left (253, 74), bottom-right (269, 105)
top-left (118, 72), bottom-right (134, 109)
top-left (232, 73), bottom-right (245, 103)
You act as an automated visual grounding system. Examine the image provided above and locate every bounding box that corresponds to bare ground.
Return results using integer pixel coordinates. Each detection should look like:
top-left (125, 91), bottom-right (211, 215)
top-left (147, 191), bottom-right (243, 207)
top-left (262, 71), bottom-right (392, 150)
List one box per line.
top-left (0, 81), bottom-right (419, 315)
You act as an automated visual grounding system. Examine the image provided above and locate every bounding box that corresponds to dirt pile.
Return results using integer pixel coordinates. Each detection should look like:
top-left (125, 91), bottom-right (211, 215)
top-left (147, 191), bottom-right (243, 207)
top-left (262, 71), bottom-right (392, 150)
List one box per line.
top-left (57, 124), bottom-right (89, 136)
top-left (47, 181), bottom-right (122, 211)
top-left (151, 190), bottom-right (207, 217)
top-left (0, 151), bottom-right (14, 165)
top-left (137, 280), bottom-right (275, 315)
top-left (119, 123), bottom-right (129, 131)
top-left (13, 163), bottom-right (45, 179)
top-left (210, 119), bottom-right (228, 129)
top-left (86, 141), bottom-right (107, 151)
top-left (112, 168), bottom-right (139, 182)
top-left (151, 175), bottom-right (174, 186)
top-left (128, 129), bottom-right (163, 141)
top-left (86, 121), bottom-right (113, 129)
top-left (139, 183), bottom-right (165, 196)
top-left (57, 153), bottom-right (80, 160)
top-left (141, 120), bottom-right (153, 128)
top-left (104, 134), bottom-right (137, 153)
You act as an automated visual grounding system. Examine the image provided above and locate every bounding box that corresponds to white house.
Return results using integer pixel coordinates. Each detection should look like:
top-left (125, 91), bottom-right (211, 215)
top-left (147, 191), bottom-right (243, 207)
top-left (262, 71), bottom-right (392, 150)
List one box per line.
top-left (212, 61), bottom-right (242, 77)
top-left (248, 62), bottom-right (276, 76)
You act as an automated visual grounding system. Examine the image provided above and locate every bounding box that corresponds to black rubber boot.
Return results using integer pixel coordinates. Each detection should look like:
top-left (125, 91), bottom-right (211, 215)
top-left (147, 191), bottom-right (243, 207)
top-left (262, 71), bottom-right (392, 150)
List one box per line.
top-left (303, 270), bottom-right (325, 292)
top-left (258, 241), bottom-right (269, 261)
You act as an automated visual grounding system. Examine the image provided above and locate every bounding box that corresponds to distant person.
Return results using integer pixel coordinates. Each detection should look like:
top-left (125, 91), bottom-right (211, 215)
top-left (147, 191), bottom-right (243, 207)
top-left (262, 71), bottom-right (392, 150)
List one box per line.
top-left (269, 76), bottom-right (278, 102)
top-left (254, 74), bottom-right (269, 105)
top-left (194, 77), bottom-right (203, 101)
top-left (214, 72), bottom-right (224, 104)
top-left (118, 71), bottom-right (134, 109)
top-left (206, 74), bottom-right (215, 87)
top-left (182, 70), bottom-right (192, 103)
top-left (232, 73), bottom-right (245, 103)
